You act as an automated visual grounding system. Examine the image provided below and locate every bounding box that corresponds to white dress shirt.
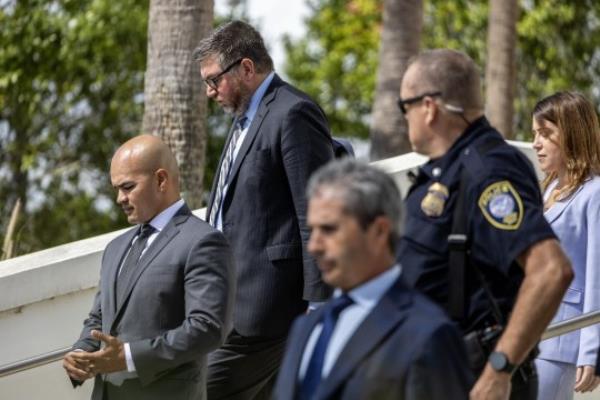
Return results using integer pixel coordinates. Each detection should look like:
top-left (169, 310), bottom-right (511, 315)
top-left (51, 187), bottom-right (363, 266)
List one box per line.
top-left (298, 265), bottom-right (402, 380)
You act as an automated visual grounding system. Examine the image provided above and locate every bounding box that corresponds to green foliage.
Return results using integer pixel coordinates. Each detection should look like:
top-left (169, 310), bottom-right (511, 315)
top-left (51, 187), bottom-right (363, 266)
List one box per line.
top-left (0, 0), bottom-right (245, 255)
top-left (285, 0), bottom-right (600, 142)
top-left (0, 0), bottom-right (148, 255)
top-left (422, 0), bottom-right (488, 66)
top-left (283, 0), bottom-right (381, 137)
top-left (425, 0), bottom-right (600, 139)
top-left (516, 0), bottom-right (600, 139)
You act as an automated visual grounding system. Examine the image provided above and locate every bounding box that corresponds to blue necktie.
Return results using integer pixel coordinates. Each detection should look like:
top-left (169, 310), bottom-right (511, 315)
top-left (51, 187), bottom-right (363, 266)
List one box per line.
top-left (299, 294), bottom-right (354, 399)
top-left (208, 117), bottom-right (247, 227)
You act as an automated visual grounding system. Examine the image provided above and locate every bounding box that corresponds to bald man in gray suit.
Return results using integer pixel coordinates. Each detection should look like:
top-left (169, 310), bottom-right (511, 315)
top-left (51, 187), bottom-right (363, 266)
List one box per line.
top-left (63, 135), bottom-right (235, 400)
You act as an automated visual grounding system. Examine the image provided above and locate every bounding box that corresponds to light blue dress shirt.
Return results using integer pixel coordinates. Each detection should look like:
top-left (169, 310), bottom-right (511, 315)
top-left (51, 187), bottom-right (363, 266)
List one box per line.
top-left (215, 72), bottom-right (275, 231)
top-left (298, 265), bottom-right (402, 380)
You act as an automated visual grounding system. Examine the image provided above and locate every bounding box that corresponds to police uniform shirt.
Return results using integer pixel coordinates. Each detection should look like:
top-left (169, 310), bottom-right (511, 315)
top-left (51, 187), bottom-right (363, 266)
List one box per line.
top-left (398, 117), bottom-right (556, 331)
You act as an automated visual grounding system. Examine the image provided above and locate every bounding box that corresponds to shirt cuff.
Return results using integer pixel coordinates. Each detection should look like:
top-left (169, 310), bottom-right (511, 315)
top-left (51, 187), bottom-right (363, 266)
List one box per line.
top-left (124, 343), bottom-right (137, 373)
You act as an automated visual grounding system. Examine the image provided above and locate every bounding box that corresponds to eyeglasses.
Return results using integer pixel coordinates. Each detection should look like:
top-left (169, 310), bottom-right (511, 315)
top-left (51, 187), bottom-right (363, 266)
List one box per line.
top-left (204, 58), bottom-right (244, 91)
top-left (397, 91), bottom-right (442, 114)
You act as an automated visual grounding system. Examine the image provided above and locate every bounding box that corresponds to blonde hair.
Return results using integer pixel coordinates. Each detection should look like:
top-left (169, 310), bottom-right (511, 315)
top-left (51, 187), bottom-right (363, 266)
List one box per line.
top-left (533, 91), bottom-right (600, 198)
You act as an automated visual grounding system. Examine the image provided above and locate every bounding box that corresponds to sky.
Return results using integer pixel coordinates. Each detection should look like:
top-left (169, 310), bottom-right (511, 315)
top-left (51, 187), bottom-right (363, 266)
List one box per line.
top-left (214, 0), bottom-right (310, 75)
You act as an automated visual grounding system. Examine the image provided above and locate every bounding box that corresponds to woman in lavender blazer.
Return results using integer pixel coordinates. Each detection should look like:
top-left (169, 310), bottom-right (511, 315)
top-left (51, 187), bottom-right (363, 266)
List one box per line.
top-left (532, 91), bottom-right (600, 399)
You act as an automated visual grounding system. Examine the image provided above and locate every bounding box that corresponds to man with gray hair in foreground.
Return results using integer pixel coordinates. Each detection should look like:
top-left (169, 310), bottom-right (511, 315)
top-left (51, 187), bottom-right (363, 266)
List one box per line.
top-left (273, 159), bottom-right (473, 400)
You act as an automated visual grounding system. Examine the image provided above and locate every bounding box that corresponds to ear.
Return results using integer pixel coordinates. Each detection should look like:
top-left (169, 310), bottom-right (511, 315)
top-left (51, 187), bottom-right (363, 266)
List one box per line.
top-left (155, 169), bottom-right (168, 192)
top-left (424, 97), bottom-right (438, 125)
top-left (369, 216), bottom-right (392, 250)
top-left (239, 58), bottom-right (256, 81)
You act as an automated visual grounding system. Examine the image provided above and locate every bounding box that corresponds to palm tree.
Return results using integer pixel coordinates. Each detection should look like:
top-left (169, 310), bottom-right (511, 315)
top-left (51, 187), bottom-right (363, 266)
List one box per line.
top-left (485, 0), bottom-right (518, 139)
top-left (369, 0), bottom-right (423, 160)
top-left (142, 0), bottom-right (213, 208)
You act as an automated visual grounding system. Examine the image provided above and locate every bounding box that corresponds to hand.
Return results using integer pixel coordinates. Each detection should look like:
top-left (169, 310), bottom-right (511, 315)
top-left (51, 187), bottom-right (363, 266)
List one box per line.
top-left (575, 365), bottom-right (600, 393)
top-left (63, 351), bottom-right (94, 382)
top-left (470, 364), bottom-right (511, 400)
top-left (71, 330), bottom-right (127, 375)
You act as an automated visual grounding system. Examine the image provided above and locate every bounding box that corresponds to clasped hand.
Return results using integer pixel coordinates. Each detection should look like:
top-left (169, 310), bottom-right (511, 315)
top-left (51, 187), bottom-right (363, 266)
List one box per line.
top-left (62, 330), bottom-right (127, 382)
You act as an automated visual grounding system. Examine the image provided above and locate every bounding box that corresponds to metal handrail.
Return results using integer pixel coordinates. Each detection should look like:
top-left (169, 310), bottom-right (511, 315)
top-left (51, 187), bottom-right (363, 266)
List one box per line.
top-left (0, 347), bottom-right (70, 379)
top-left (3, 309), bottom-right (600, 379)
top-left (541, 309), bottom-right (600, 340)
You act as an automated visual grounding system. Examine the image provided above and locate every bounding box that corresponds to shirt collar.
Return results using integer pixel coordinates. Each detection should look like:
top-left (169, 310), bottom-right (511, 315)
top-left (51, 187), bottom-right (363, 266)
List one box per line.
top-left (147, 198), bottom-right (185, 232)
top-left (333, 264), bottom-right (402, 309)
top-left (243, 71), bottom-right (275, 124)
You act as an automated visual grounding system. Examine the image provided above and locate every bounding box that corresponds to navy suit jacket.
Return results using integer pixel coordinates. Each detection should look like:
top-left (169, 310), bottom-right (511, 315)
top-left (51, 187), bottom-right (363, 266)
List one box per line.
top-left (273, 277), bottom-right (473, 400)
top-left (207, 74), bottom-right (334, 337)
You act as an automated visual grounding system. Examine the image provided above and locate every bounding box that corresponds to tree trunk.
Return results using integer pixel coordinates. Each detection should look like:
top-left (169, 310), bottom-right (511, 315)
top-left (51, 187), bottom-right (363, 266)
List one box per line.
top-left (485, 0), bottom-right (518, 139)
top-left (143, 0), bottom-right (213, 209)
top-left (369, 0), bottom-right (423, 161)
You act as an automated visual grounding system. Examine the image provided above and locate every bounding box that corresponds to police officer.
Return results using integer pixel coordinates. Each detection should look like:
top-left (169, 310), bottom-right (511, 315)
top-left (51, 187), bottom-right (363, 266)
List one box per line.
top-left (397, 49), bottom-right (573, 400)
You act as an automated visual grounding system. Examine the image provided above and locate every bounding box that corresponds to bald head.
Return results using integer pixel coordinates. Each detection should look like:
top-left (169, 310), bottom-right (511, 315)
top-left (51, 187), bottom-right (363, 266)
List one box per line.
top-left (111, 135), bottom-right (181, 224)
top-left (113, 135), bottom-right (180, 182)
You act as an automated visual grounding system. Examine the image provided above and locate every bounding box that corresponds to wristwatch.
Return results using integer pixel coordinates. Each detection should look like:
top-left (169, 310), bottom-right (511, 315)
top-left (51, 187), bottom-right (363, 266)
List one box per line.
top-left (488, 351), bottom-right (517, 374)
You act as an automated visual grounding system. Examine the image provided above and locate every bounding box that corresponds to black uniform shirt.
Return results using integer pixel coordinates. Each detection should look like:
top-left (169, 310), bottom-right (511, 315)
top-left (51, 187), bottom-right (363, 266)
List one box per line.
top-left (398, 117), bottom-right (556, 331)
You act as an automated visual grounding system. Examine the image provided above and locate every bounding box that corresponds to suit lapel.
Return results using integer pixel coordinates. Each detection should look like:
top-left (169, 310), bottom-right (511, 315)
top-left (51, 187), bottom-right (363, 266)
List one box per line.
top-left (225, 75), bottom-right (283, 199)
top-left (544, 184), bottom-right (583, 224)
top-left (112, 206), bottom-right (191, 327)
top-left (278, 311), bottom-right (324, 399)
top-left (107, 228), bottom-right (138, 319)
top-left (315, 278), bottom-right (411, 400)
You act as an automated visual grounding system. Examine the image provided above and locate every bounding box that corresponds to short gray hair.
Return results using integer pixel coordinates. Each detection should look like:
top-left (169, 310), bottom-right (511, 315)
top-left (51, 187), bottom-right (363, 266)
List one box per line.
top-left (193, 20), bottom-right (273, 73)
top-left (307, 159), bottom-right (402, 251)
top-left (406, 49), bottom-right (483, 112)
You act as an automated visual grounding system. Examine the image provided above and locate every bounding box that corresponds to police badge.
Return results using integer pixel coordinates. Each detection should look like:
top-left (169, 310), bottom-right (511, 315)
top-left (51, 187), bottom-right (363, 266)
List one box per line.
top-left (421, 182), bottom-right (449, 217)
top-left (478, 180), bottom-right (523, 230)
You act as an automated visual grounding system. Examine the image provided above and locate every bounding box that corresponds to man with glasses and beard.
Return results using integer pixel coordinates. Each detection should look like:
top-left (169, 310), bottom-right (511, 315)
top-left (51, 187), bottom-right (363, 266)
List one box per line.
top-left (396, 49), bottom-right (573, 399)
top-left (194, 20), bottom-right (334, 400)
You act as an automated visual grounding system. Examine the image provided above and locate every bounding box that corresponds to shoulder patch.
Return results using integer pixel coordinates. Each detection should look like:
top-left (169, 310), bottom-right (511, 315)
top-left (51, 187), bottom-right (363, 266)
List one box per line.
top-left (478, 181), bottom-right (523, 230)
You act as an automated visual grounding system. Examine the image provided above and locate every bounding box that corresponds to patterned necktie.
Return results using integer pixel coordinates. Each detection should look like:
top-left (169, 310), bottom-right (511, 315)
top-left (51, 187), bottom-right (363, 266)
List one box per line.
top-left (299, 294), bottom-right (354, 400)
top-left (208, 117), bottom-right (247, 227)
top-left (116, 223), bottom-right (155, 304)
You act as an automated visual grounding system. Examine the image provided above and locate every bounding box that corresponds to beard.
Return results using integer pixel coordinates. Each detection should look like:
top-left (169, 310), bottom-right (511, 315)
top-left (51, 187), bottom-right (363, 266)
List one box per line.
top-left (222, 80), bottom-right (252, 117)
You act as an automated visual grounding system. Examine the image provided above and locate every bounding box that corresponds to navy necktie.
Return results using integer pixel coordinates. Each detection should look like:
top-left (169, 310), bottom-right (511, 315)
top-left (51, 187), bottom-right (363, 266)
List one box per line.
top-left (116, 223), bottom-right (155, 304)
top-left (208, 117), bottom-right (247, 226)
top-left (299, 294), bottom-right (354, 399)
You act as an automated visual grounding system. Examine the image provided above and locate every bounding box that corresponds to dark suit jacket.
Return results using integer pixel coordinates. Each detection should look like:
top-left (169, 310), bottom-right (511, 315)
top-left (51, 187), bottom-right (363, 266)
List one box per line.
top-left (207, 74), bottom-right (334, 337)
top-left (273, 277), bottom-right (474, 400)
top-left (72, 205), bottom-right (235, 400)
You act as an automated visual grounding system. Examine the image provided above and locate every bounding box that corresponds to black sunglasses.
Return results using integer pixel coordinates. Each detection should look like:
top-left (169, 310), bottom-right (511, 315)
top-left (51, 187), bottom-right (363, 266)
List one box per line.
top-left (397, 91), bottom-right (442, 114)
top-left (204, 58), bottom-right (244, 90)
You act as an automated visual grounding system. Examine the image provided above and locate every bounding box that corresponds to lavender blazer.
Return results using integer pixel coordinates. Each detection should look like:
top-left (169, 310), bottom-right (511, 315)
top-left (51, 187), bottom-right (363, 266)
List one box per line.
top-left (538, 175), bottom-right (600, 366)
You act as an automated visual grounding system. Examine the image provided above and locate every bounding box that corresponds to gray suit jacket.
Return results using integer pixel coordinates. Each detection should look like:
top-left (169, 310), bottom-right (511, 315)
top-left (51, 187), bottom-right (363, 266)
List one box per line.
top-left (273, 277), bottom-right (474, 400)
top-left (72, 205), bottom-right (235, 400)
top-left (207, 74), bottom-right (334, 337)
